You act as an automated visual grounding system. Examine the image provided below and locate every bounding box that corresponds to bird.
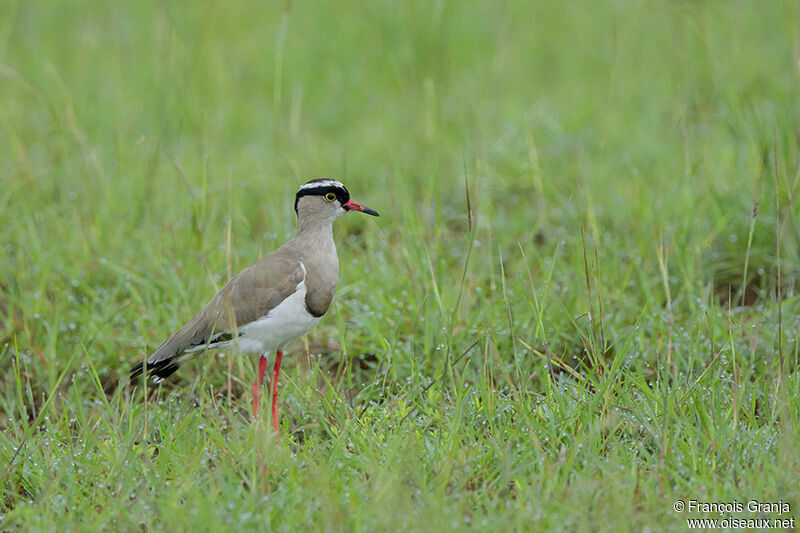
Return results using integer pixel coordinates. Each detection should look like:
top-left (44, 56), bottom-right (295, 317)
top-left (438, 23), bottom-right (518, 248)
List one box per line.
top-left (131, 178), bottom-right (379, 432)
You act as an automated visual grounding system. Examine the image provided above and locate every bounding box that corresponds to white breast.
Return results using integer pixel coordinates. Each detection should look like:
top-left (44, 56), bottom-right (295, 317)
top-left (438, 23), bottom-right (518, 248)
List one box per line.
top-left (235, 262), bottom-right (322, 354)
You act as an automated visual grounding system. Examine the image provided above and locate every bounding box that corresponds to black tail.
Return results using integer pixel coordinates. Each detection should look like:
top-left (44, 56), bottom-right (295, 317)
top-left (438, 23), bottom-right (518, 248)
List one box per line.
top-left (130, 358), bottom-right (181, 383)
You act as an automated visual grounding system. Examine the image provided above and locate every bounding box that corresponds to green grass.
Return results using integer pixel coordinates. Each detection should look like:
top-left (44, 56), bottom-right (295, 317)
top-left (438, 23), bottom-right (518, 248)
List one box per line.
top-left (2, 0), bottom-right (800, 530)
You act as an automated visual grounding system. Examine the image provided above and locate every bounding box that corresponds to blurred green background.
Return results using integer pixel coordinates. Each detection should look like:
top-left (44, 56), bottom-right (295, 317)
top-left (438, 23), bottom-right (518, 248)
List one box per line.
top-left (1, 0), bottom-right (799, 530)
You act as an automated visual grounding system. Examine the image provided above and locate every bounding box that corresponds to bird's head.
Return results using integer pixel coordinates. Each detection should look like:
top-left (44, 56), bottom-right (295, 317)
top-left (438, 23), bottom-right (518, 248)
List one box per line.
top-left (294, 179), bottom-right (379, 226)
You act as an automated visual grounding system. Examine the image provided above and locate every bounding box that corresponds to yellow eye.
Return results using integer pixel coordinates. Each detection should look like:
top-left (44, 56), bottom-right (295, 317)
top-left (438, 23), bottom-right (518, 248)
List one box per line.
top-left (325, 192), bottom-right (336, 202)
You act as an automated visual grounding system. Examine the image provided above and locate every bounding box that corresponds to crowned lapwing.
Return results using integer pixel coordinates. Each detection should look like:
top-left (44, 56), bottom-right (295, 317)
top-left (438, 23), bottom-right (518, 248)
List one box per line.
top-left (131, 178), bottom-right (379, 432)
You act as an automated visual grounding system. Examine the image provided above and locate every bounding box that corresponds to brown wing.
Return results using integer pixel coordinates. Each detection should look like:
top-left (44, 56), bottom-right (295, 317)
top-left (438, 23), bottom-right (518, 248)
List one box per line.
top-left (213, 255), bottom-right (306, 334)
top-left (131, 254), bottom-right (304, 381)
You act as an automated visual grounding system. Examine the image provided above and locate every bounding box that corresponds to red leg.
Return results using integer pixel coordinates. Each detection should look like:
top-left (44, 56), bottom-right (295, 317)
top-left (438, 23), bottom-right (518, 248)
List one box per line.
top-left (251, 354), bottom-right (268, 417)
top-left (270, 350), bottom-right (283, 432)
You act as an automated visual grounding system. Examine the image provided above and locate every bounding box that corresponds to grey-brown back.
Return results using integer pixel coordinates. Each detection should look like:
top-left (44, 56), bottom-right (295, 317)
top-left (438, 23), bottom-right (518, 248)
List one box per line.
top-left (131, 221), bottom-right (339, 381)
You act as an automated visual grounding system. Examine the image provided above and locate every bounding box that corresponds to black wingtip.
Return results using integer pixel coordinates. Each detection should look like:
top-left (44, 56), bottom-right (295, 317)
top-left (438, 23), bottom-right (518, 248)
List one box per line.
top-left (130, 359), bottom-right (181, 383)
top-left (130, 361), bottom-right (145, 381)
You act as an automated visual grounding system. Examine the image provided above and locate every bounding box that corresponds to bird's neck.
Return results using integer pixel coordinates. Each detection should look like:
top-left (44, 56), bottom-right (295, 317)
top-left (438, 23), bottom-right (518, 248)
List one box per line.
top-left (296, 220), bottom-right (334, 243)
top-left (294, 222), bottom-right (337, 265)
top-left (292, 221), bottom-right (339, 317)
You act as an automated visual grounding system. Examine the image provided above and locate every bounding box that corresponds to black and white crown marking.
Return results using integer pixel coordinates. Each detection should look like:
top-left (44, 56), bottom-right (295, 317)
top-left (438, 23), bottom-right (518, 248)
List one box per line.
top-left (294, 178), bottom-right (350, 212)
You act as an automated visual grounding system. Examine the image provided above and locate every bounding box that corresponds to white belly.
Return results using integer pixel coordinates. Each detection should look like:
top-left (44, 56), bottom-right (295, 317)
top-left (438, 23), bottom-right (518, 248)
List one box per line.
top-left (236, 278), bottom-right (321, 354)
